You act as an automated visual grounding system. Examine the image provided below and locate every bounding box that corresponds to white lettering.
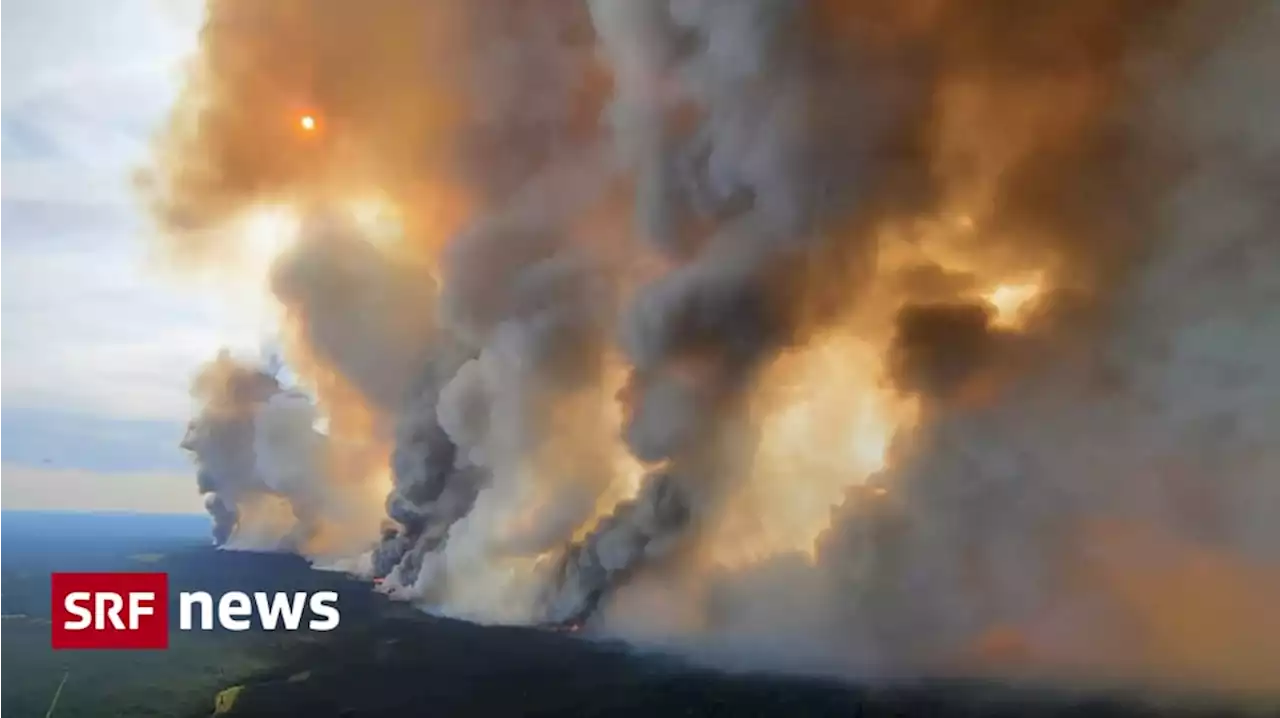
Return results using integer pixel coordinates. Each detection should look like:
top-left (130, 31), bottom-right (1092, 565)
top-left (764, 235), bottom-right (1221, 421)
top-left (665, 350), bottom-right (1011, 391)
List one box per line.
top-left (64, 592), bottom-right (93, 630)
top-left (127, 592), bottom-right (155, 630)
top-left (308, 592), bottom-right (340, 631)
top-left (253, 592), bottom-right (307, 631)
top-left (170, 590), bottom-right (342, 632)
top-left (218, 592), bottom-right (252, 631)
top-left (97, 592), bottom-right (125, 630)
top-left (180, 591), bottom-right (214, 630)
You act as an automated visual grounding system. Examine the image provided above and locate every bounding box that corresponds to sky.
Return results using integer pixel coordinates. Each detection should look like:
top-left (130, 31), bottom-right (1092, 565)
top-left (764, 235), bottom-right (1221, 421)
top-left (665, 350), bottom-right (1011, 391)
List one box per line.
top-left (2, 0), bottom-right (258, 513)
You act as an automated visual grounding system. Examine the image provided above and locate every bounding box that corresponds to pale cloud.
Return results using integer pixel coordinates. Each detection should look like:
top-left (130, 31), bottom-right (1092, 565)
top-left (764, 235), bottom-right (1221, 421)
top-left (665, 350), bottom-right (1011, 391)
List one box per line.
top-left (2, 210), bottom-right (260, 421)
top-left (2, 0), bottom-right (218, 421)
top-left (2, 0), bottom-right (201, 106)
top-left (0, 0), bottom-right (260, 512)
top-left (1, 463), bottom-right (204, 514)
top-left (2, 407), bottom-right (189, 472)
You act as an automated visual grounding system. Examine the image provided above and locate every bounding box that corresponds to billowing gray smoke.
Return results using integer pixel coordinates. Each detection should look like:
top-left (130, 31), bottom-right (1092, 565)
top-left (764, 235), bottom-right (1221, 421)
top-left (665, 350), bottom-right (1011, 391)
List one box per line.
top-left (144, 0), bottom-right (1280, 696)
top-left (806, 3), bottom-right (1280, 688)
top-left (182, 350), bottom-right (321, 549)
top-left (541, 0), bottom-right (875, 622)
top-left (183, 343), bottom-right (389, 557)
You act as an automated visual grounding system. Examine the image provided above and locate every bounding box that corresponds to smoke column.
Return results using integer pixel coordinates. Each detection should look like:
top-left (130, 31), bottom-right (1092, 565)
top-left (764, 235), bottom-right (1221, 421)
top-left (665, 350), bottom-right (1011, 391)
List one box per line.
top-left (142, 0), bottom-right (1280, 698)
top-left (181, 348), bottom-right (388, 557)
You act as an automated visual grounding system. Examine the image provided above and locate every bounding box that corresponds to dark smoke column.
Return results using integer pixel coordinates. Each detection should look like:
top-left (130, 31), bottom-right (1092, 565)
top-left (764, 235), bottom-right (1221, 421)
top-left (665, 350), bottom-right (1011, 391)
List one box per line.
top-left (181, 350), bottom-right (284, 546)
top-left (371, 0), bottom-right (612, 598)
top-left (538, 0), bottom-right (915, 625)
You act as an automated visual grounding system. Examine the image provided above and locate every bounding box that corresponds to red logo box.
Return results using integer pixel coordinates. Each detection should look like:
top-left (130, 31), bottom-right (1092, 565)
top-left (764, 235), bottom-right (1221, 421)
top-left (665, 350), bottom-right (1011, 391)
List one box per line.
top-left (51, 572), bottom-right (169, 649)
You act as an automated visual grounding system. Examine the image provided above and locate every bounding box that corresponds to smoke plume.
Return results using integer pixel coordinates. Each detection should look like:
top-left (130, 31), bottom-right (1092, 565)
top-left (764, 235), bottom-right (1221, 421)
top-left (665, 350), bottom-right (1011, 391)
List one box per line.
top-left (181, 349), bottom-right (388, 556)
top-left (144, 0), bottom-right (1280, 698)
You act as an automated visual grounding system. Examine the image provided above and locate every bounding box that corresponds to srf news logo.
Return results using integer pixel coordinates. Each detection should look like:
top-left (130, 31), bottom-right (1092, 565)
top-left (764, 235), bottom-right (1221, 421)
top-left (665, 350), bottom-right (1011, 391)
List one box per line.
top-left (51, 572), bottom-right (340, 650)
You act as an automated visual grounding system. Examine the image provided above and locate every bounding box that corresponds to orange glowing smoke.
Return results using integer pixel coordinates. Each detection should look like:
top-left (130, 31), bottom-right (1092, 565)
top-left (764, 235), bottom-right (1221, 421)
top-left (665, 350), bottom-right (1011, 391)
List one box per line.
top-left (702, 330), bottom-right (919, 569)
top-left (984, 279), bottom-right (1043, 328)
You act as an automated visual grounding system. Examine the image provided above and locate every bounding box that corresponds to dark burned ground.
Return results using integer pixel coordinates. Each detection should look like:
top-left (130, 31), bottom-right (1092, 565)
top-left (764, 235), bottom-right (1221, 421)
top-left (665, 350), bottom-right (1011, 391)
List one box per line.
top-left (212, 612), bottom-right (1244, 718)
top-left (192, 556), bottom-right (1256, 718)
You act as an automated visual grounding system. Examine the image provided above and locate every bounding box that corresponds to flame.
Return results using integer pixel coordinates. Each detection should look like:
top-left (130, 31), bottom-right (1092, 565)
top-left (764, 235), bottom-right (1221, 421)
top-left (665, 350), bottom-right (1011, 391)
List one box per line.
top-left (692, 234), bottom-right (1046, 572)
top-left (704, 330), bottom-right (918, 569)
top-left (299, 114), bottom-right (317, 132)
top-left (574, 358), bottom-right (649, 541)
top-left (984, 279), bottom-right (1043, 328)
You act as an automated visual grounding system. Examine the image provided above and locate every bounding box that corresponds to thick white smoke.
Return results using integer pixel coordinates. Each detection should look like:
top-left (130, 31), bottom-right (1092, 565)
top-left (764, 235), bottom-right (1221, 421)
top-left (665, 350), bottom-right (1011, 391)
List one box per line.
top-left (144, 0), bottom-right (1280, 699)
